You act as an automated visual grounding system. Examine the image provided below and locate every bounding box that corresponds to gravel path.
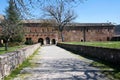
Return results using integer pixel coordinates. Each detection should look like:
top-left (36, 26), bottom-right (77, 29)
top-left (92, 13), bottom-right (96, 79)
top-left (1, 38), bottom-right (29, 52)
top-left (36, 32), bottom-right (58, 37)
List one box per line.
top-left (13, 45), bottom-right (112, 80)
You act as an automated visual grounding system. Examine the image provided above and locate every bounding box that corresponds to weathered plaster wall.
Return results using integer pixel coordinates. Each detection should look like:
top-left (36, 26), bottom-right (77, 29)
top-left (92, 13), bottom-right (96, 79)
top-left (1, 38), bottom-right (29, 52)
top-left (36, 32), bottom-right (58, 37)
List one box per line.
top-left (0, 44), bottom-right (40, 79)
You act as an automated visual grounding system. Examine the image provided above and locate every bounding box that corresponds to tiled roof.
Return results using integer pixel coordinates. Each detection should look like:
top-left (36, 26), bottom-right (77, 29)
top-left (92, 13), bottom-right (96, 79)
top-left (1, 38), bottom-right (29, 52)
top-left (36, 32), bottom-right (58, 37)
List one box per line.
top-left (66, 23), bottom-right (114, 27)
top-left (22, 19), bottom-right (56, 23)
top-left (22, 20), bottom-right (114, 27)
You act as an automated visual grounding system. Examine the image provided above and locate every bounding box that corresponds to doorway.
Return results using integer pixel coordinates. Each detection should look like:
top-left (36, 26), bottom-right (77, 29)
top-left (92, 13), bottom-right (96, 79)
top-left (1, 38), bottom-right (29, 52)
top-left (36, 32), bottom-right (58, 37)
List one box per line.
top-left (38, 38), bottom-right (44, 45)
top-left (46, 37), bottom-right (50, 44)
top-left (52, 39), bottom-right (56, 44)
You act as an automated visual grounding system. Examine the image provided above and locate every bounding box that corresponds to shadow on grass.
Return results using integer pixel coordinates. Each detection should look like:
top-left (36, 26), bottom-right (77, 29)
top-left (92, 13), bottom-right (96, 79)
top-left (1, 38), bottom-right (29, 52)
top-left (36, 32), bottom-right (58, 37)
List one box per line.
top-left (0, 48), bottom-right (7, 55)
top-left (0, 50), bottom-right (5, 51)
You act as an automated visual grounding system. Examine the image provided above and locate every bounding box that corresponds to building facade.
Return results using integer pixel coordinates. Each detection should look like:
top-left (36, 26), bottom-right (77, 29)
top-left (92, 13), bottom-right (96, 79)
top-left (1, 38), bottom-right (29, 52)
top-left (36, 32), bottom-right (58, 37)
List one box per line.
top-left (23, 20), bottom-right (115, 45)
top-left (0, 15), bottom-right (115, 45)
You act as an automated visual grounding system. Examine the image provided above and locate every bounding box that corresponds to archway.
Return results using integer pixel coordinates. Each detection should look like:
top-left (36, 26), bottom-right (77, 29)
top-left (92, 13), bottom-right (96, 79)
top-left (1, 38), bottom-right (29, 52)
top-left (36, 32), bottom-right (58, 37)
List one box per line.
top-left (107, 37), bottom-right (110, 41)
top-left (52, 39), bottom-right (56, 44)
top-left (38, 38), bottom-right (44, 45)
top-left (46, 37), bottom-right (50, 44)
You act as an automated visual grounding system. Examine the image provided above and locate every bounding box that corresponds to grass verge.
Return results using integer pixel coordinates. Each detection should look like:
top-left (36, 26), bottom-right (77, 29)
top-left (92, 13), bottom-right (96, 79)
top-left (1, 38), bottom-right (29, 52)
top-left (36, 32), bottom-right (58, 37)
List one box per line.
top-left (63, 41), bottom-right (120, 49)
top-left (61, 41), bottom-right (120, 79)
top-left (4, 47), bottom-right (40, 80)
top-left (0, 45), bottom-right (27, 55)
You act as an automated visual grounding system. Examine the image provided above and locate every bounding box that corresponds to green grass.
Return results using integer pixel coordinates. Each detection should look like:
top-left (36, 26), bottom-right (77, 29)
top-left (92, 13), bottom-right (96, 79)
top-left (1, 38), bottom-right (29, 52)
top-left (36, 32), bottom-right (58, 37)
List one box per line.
top-left (4, 47), bottom-right (40, 80)
top-left (63, 41), bottom-right (120, 49)
top-left (4, 59), bottom-right (31, 80)
top-left (0, 45), bottom-right (27, 55)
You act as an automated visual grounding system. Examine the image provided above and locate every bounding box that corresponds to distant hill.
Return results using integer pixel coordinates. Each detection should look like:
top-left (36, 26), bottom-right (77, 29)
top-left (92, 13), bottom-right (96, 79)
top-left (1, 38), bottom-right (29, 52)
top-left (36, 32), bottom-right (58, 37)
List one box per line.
top-left (115, 25), bottom-right (120, 35)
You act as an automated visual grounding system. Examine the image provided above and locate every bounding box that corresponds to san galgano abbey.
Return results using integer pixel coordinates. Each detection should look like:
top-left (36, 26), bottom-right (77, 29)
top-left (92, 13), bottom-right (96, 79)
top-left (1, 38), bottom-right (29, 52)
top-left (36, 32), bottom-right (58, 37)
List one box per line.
top-left (0, 15), bottom-right (115, 45)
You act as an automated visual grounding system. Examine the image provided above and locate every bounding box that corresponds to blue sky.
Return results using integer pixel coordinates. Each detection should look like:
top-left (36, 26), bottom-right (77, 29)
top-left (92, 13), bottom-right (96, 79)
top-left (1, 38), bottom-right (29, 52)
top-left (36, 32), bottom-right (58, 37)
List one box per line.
top-left (0, 0), bottom-right (120, 24)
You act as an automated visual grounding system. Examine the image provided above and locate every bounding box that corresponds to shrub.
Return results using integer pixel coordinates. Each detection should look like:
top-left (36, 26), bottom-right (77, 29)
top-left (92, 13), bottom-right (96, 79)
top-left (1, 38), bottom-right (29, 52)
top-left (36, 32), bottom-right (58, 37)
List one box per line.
top-left (25, 40), bottom-right (33, 45)
top-left (0, 43), bottom-right (4, 47)
top-left (8, 42), bottom-right (21, 47)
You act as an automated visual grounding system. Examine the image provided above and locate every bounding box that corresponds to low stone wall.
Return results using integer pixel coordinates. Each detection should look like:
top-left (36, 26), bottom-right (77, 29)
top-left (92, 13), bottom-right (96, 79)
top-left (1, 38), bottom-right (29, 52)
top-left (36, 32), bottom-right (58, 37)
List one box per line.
top-left (57, 43), bottom-right (120, 66)
top-left (0, 44), bottom-right (40, 79)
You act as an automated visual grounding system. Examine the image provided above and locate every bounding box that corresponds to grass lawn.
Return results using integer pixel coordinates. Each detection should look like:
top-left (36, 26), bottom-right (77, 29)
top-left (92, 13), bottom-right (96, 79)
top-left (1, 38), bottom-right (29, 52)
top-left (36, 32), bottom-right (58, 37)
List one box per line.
top-left (0, 45), bottom-right (27, 55)
top-left (63, 41), bottom-right (120, 49)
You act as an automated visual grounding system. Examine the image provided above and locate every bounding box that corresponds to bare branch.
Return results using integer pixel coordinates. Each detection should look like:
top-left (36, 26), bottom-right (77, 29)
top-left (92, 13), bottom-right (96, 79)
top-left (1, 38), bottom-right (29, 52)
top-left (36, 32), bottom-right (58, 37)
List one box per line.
top-left (42, 1), bottom-right (77, 41)
top-left (8, 0), bottom-right (85, 19)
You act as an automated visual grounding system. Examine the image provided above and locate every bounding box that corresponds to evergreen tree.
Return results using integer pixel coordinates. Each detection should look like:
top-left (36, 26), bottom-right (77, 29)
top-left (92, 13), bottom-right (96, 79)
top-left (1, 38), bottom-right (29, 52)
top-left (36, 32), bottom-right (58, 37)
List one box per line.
top-left (6, 0), bottom-right (19, 24)
top-left (1, 0), bottom-right (24, 50)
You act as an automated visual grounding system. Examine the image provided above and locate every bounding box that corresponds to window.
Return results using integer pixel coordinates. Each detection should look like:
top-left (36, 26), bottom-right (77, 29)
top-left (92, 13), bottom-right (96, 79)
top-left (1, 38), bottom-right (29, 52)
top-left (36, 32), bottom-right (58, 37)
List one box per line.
top-left (47, 28), bottom-right (49, 32)
top-left (80, 28), bottom-right (83, 32)
top-left (35, 29), bottom-right (37, 32)
top-left (90, 28), bottom-right (93, 32)
top-left (30, 30), bottom-right (32, 32)
top-left (86, 28), bottom-right (89, 32)
top-left (29, 38), bottom-right (31, 40)
top-left (108, 28), bottom-right (110, 32)
top-left (52, 29), bottom-right (54, 32)
top-left (26, 38), bottom-right (29, 41)
top-left (42, 29), bottom-right (44, 32)
top-left (97, 29), bottom-right (99, 32)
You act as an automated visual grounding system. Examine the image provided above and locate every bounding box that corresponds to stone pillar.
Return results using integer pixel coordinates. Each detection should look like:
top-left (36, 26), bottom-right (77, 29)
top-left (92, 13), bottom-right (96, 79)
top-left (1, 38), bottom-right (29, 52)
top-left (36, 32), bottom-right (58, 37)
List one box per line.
top-left (44, 40), bottom-right (46, 45)
top-left (50, 40), bottom-right (52, 45)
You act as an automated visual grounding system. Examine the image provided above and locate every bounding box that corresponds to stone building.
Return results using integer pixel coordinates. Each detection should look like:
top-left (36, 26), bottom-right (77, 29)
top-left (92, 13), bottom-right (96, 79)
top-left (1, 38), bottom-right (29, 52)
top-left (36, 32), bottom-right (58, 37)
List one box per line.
top-left (0, 15), bottom-right (115, 45)
top-left (23, 20), bottom-right (115, 45)
top-left (111, 25), bottom-right (120, 41)
top-left (23, 20), bottom-right (58, 45)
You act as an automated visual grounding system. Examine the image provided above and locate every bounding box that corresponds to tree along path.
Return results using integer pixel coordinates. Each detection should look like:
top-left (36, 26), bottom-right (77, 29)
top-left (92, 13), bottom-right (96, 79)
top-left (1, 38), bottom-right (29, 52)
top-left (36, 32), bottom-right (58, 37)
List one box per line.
top-left (13, 45), bottom-right (113, 80)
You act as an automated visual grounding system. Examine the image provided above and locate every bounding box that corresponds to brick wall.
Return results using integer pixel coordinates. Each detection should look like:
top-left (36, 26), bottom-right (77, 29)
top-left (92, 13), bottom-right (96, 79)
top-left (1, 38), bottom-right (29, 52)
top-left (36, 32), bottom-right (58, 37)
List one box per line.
top-left (0, 22), bottom-right (115, 43)
top-left (57, 43), bottom-right (120, 66)
top-left (24, 26), bottom-right (58, 44)
top-left (0, 44), bottom-right (40, 79)
top-left (63, 27), bottom-right (114, 42)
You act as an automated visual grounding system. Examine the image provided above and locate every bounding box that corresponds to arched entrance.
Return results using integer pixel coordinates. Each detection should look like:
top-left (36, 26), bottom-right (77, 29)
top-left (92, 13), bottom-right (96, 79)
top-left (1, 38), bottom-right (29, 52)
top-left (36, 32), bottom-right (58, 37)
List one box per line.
top-left (52, 39), bottom-right (56, 44)
top-left (38, 38), bottom-right (44, 45)
top-left (46, 37), bottom-right (50, 44)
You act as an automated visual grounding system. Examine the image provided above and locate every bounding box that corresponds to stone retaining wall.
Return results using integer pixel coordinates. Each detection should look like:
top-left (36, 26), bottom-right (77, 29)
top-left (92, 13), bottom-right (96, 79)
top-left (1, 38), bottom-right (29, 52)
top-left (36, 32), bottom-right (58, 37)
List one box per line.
top-left (57, 43), bottom-right (120, 66)
top-left (0, 44), bottom-right (40, 79)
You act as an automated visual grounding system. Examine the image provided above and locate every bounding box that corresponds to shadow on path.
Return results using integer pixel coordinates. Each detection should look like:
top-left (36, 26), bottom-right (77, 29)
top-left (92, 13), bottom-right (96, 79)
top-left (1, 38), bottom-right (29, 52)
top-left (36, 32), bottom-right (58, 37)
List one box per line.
top-left (14, 46), bottom-right (114, 80)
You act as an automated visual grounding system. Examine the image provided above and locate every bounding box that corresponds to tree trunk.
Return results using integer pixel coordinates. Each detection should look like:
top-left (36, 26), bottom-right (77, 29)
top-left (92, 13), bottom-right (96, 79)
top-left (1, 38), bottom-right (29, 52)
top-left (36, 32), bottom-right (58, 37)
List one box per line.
top-left (5, 42), bottom-right (8, 51)
top-left (60, 31), bottom-right (64, 42)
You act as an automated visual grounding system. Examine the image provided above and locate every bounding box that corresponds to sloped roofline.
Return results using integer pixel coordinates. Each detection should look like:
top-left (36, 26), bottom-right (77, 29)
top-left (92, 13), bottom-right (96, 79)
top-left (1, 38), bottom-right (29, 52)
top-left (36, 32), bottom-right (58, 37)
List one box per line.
top-left (22, 19), bottom-right (114, 27)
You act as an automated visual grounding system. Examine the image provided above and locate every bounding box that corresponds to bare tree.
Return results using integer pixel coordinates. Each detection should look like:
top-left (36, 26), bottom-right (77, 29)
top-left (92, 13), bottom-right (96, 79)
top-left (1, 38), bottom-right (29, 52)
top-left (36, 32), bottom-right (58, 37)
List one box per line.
top-left (43, 1), bottom-right (76, 42)
top-left (0, 19), bottom-right (21, 50)
top-left (9, 0), bottom-right (85, 18)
